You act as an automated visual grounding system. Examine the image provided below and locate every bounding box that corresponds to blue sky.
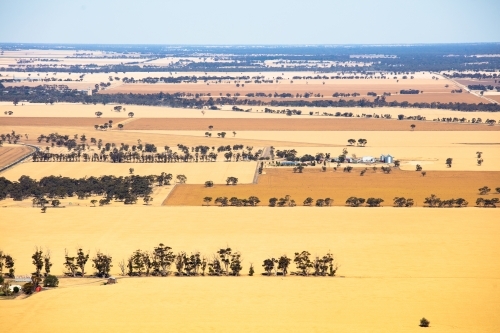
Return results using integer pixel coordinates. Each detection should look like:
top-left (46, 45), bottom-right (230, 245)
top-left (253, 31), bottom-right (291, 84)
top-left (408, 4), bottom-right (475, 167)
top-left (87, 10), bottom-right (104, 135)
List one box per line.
top-left (0, 0), bottom-right (499, 44)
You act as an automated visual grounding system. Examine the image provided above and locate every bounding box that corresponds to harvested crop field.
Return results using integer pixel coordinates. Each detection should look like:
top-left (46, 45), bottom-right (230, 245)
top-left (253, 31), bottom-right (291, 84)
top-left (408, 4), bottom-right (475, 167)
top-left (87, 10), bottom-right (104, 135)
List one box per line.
top-left (126, 117), bottom-right (500, 131)
top-left (0, 145), bottom-right (33, 168)
top-left (0, 160), bottom-right (257, 185)
top-left (1, 207), bottom-right (499, 333)
top-left (164, 168), bottom-right (500, 206)
top-left (385, 92), bottom-right (485, 104)
top-left (101, 79), bottom-right (456, 95)
top-left (0, 117), bottom-right (120, 127)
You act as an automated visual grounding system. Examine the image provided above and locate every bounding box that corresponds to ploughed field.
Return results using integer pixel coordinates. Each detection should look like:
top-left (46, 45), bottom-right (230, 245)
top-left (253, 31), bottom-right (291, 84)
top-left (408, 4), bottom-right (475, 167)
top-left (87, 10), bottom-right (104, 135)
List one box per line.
top-left (0, 145), bottom-right (33, 168)
top-left (164, 168), bottom-right (500, 206)
top-left (1, 207), bottom-right (499, 333)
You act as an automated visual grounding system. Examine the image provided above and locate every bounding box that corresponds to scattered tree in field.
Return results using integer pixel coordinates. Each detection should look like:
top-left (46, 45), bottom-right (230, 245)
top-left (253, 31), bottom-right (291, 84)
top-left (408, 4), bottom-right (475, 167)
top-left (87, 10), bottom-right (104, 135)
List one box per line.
top-left (95, 111), bottom-right (103, 118)
top-left (477, 158), bottom-right (483, 166)
top-left (422, 171), bottom-right (427, 177)
top-left (345, 197), bottom-right (366, 207)
top-left (117, 124), bottom-right (124, 130)
top-left (424, 194), bottom-right (440, 207)
top-left (411, 124), bottom-right (416, 131)
top-left (32, 247), bottom-right (44, 278)
top-left (51, 199), bottom-right (60, 207)
top-left (357, 138), bottom-right (367, 147)
top-left (303, 197), bottom-right (314, 206)
top-left (293, 165), bottom-right (304, 173)
top-left (128, 112), bottom-right (134, 118)
top-left (496, 187), bottom-right (500, 194)
top-left (393, 197), bottom-right (415, 207)
top-left (233, 131), bottom-right (237, 137)
top-left (278, 255), bottom-right (291, 276)
top-left (394, 160), bottom-right (401, 167)
top-left (43, 250), bottom-right (52, 277)
top-left (0, 251), bottom-right (15, 278)
top-left (143, 195), bottom-right (153, 205)
top-left (41, 206), bottom-right (47, 213)
top-left (479, 186), bottom-right (491, 195)
top-left (420, 318), bottom-right (430, 327)
top-left (249, 264), bottom-right (254, 276)
top-left (446, 158), bottom-right (453, 168)
top-left (226, 176), bottom-right (238, 185)
top-left (343, 166), bottom-right (353, 173)
top-left (203, 197), bottom-right (212, 206)
top-left (217, 132), bottom-right (227, 138)
top-left (176, 174), bottom-right (187, 184)
top-left (476, 198), bottom-right (499, 207)
top-left (415, 164), bottom-right (423, 171)
top-left (208, 125), bottom-right (213, 131)
top-left (381, 166), bottom-right (392, 174)
top-left (360, 169), bottom-right (367, 176)
top-left (215, 196), bottom-right (229, 206)
top-left (476, 151), bottom-right (483, 158)
top-left (347, 139), bottom-right (356, 146)
top-left (366, 197), bottom-right (384, 207)
top-left (262, 258), bottom-right (277, 276)
top-left (92, 252), bottom-right (112, 278)
top-left (293, 251), bottom-right (312, 276)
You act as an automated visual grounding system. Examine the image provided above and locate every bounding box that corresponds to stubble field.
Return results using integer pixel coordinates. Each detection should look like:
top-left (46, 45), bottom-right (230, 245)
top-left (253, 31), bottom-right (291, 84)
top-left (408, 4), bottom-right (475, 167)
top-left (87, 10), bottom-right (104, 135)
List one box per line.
top-left (165, 168), bottom-right (500, 206)
top-left (1, 207), bottom-right (499, 333)
top-left (0, 145), bottom-right (32, 168)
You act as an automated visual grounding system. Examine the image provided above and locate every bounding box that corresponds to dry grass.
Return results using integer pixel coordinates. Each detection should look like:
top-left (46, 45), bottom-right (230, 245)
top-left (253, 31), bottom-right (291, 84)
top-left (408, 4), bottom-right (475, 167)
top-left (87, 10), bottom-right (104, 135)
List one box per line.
top-left (126, 117), bottom-right (500, 131)
top-left (0, 117), bottom-right (120, 127)
top-left (0, 145), bottom-right (32, 168)
top-left (164, 168), bottom-right (500, 206)
top-left (1, 207), bottom-right (499, 333)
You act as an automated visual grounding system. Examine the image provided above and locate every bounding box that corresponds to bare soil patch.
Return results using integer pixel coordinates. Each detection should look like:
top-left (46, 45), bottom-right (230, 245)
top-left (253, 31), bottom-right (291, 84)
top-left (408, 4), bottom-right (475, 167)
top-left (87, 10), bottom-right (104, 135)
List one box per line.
top-left (164, 168), bottom-right (500, 206)
top-left (0, 145), bottom-right (32, 168)
top-left (0, 117), bottom-right (121, 127)
top-left (127, 118), bottom-right (500, 131)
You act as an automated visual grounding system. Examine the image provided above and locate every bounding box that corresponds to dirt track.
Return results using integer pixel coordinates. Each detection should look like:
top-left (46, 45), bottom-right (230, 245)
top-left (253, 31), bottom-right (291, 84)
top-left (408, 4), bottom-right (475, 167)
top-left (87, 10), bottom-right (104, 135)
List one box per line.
top-left (126, 117), bottom-right (500, 131)
top-left (164, 168), bottom-right (500, 206)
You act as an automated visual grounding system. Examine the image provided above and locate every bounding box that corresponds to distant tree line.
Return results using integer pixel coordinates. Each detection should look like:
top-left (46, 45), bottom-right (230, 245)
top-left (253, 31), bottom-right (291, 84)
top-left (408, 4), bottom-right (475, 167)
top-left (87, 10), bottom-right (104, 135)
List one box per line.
top-left (2, 86), bottom-right (500, 112)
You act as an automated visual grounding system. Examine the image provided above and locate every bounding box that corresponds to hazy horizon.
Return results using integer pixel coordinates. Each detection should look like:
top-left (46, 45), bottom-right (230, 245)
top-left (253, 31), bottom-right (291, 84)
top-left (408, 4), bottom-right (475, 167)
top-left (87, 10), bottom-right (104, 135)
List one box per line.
top-left (1, 0), bottom-right (499, 45)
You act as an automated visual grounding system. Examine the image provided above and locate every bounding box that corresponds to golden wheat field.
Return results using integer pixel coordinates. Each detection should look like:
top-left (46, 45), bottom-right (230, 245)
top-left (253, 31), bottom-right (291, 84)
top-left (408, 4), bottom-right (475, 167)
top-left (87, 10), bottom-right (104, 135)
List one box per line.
top-left (1, 207), bottom-right (499, 333)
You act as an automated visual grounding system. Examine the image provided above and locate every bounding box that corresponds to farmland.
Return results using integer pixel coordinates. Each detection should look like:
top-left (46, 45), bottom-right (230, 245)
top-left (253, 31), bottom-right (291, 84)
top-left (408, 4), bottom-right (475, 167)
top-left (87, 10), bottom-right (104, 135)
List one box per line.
top-left (1, 43), bottom-right (500, 333)
top-left (164, 168), bottom-right (500, 206)
top-left (1, 207), bottom-right (499, 333)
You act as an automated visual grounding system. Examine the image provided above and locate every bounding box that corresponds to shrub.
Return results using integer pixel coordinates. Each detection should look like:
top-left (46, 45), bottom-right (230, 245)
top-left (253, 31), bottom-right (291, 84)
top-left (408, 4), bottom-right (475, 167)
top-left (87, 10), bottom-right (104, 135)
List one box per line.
top-left (13, 286), bottom-right (20, 293)
top-left (22, 282), bottom-right (33, 294)
top-left (43, 274), bottom-right (59, 287)
top-left (419, 318), bottom-right (430, 327)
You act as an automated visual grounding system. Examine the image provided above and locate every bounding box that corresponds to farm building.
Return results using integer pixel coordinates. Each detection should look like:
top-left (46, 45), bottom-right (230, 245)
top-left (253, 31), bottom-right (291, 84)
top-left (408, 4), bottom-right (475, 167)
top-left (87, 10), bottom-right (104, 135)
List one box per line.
top-left (280, 161), bottom-right (299, 166)
top-left (361, 156), bottom-right (376, 163)
top-left (380, 154), bottom-right (394, 163)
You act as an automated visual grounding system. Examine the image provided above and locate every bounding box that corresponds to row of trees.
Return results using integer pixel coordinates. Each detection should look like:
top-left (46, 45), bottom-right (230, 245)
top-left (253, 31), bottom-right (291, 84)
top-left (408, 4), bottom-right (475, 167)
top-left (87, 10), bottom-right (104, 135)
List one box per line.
top-left (2, 85), bottom-right (500, 111)
top-left (202, 195), bottom-right (499, 208)
top-left (0, 174), bottom-right (167, 203)
top-left (30, 133), bottom-right (261, 163)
